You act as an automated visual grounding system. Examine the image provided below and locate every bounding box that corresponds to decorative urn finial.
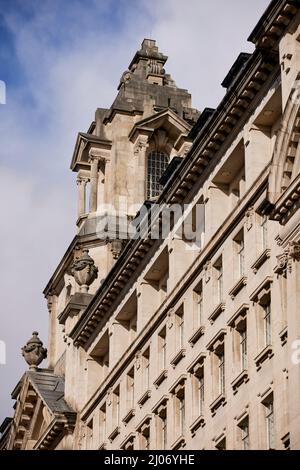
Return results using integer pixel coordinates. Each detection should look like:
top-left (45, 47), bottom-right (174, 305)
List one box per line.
top-left (71, 249), bottom-right (98, 293)
top-left (22, 332), bottom-right (47, 370)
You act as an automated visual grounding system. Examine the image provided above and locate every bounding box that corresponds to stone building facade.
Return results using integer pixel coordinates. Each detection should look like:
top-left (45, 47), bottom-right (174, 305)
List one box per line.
top-left (1, 0), bottom-right (300, 451)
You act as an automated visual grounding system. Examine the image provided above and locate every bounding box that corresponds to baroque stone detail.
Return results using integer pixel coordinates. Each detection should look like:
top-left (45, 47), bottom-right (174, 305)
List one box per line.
top-left (245, 206), bottom-right (254, 231)
top-left (22, 332), bottom-right (47, 370)
top-left (275, 241), bottom-right (300, 274)
top-left (204, 261), bottom-right (211, 283)
top-left (110, 240), bottom-right (123, 260)
top-left (288, 240), bottom-right (300, 262)
top-left (134, 138), bottom-right (148, 156)
top-left (71, 249), bottom-right (98, 293)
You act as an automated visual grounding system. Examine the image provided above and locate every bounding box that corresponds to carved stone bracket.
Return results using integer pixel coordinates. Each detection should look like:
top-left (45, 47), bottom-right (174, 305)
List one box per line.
top-left (275, 240), bottom-right (300, 274)
top-left (204, 261), bottom-right (211, 283)
top-left (135, 351), bottom-right (141, 370)
top-left (134, 138), bottom-right (149, 156)
top-left (110, 240), bottom-right (123, 260)
top-left (245, 206), bottom-right (254, 231)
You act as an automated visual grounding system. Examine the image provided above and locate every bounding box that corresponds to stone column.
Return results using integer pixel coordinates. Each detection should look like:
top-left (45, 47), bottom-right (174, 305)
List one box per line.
top-left (89, 156), bottom-right (99, 213)
top-left (134, 137), bottom-right (149, 203)
top-left (77, 177), bottom-right (88, 218)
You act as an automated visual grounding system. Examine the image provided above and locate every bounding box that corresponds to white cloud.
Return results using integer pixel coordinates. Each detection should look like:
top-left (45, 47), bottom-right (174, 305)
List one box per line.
top-left (0, 0), bottom-right (270, 422)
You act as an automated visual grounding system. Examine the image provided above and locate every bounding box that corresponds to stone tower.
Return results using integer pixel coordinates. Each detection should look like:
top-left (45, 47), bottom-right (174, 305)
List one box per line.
top-left (44, 39), bottom-right (198, 384)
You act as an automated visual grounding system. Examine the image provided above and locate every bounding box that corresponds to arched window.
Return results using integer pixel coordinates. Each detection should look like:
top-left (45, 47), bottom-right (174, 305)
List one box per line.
top-left (147, 151), bottom-right (170, 199)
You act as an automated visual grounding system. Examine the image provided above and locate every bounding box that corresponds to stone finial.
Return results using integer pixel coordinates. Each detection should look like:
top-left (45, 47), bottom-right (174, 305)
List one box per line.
top-left (22, 332), bottom-right (47, 370)
top-left (71, 249), bottom-right (98, 293)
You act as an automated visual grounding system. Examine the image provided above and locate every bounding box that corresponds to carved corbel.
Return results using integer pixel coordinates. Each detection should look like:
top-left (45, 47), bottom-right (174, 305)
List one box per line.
top-left (274, 252), bottom-right (288, 275)
top-left (134, 137), bottom-right (149, 156)
top-left (287, 240), bottom-right (300, 272)
top-left (204, 261), bottom-right (212, 283)
top-left (135, 351), bottom-right (141, 370)
top-left (245, 207), bottom-right (254, 231)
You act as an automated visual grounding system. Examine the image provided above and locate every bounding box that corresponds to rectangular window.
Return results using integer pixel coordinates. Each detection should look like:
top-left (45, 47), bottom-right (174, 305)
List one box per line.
top-left (175, 307), bottom-right (184, 350)
top-left (112, 386), bottom-right (120, 429)
top-left (156, 406), bottom-right (167, 450)
top-left (193, 281), bottom-right (203, 329)
top-left (234, 230), bottom-right (245, 278)
top-left (192, 366), bottom-right (204, 419)
top-left (214, 257), bottom-right (223, 304)
top-left (158, 327), bottom-right (167, 370)
top-left (261, 215), bottom-right (268, 251)
top-left (127, 368), bottom-right (134, 410)
top-left (264, 303), bottom-right (272, 346)
top-left (172, 383), bottom-right (186, 439)
top-left (99, 403), bottom-right (106, 446)
top-left (179, 393), bottom-right (185, 435)
top-left (264, 396), bottom-right (275, 450)
top-left (139, 421), bottom-right (151, 450)
top-left (218, 352), bottom-right (225, 395)
top-left (238, 417), bottom-right (249, 450)
top-left (142, 348), bottom-right (150, 391)
top-left (240, 328), bottom-right (247, 371)
top-left (197, 375), bottom-right (204, 416)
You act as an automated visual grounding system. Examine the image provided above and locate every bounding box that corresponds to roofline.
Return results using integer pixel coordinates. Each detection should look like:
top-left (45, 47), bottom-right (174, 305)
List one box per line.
top-left (248, 0), bottom-right (299, 45)
top-left (71, 46), bottom-right (281, 347)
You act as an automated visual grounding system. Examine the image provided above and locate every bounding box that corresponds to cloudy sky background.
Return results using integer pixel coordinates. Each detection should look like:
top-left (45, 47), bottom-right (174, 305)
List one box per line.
top-left (0, 0), bottom-right (270, 424)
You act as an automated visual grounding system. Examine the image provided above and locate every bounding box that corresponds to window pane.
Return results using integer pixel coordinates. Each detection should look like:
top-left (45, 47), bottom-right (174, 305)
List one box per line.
top-left (147, 151), bottom-right (169, 199)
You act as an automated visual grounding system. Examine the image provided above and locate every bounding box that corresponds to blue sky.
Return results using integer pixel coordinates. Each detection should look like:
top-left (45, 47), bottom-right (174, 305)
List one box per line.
top-left (0, 0), bottom-right (270, 424)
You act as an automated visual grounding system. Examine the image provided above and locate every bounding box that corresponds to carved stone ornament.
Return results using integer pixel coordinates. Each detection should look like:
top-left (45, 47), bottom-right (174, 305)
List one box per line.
top-left (22, 332), bottom-right (47, 370)
top-left (288, 241), bottom-right (300, 262)
top-left (275, 240), bottom-right (300, 274)
top-left (71, 249), bottom-right (98, 293)
top-left (245, 207), bottom-right (254, 231)
top-left (110, 240), bottom-right (123, 260)
top-left (275, 252), bottom-right (288, 274)
top-left (134, 139), bottom-right (148, 156)
top-left (204, 261), bottom-right (211, 283)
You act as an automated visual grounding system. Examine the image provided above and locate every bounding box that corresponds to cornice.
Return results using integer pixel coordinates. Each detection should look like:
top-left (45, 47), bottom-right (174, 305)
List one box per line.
top-left (248, 0), bottom-right (299, 48)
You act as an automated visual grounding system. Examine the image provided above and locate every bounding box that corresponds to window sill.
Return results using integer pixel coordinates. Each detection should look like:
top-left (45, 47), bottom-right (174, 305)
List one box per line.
top-left (188, 326), bottom-right (205, 347)
top-left (208, 302), bottom-right (225, 324)
top-left (170, 348), bottom-right (186, 368)
top-left (279, 326), bottom-right (288, 346)
top-left (122, 408), bottom-right (135, 425)
top-left (254, 345), bottom-right (274, 371)
top-left (108, 426), bottom-right (120, 443)
top-left (137, 389), bottom-right (151, 408)
top-left (231, 369), bottom-right (249, 394)
top-left (153, 369), bottom-right (168, 388)
top-left (209, 394), bottom-right (226, 416)
top-left (228, 276), bottom-right (247, 300)
top-left (171, 435), bottom-right (186, 450)
top-left (251, 249), bottom-right (271, 274)
top-left (190, 415), bottom-right (205, 436)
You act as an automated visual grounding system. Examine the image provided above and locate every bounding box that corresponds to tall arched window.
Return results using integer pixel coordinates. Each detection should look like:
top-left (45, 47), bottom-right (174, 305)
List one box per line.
top-left (147, 151), bottom-right (170, 199)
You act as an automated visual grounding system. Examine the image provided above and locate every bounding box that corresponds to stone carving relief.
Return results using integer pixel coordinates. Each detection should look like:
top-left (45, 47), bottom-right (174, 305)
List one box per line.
top-left (275, 240), bottom-right (300, 274)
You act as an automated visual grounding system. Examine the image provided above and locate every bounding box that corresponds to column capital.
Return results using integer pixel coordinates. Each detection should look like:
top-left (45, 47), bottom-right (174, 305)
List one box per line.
top-left (88, 147), bottom-right (108, 163)
top-left (76, 176), bottom-right (89, 186)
